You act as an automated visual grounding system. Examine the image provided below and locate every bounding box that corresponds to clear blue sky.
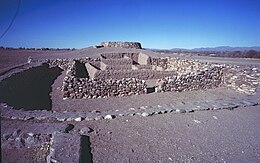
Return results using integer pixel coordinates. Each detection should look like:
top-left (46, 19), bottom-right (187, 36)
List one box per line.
top-left (0, 0), bottom-right (260, 49)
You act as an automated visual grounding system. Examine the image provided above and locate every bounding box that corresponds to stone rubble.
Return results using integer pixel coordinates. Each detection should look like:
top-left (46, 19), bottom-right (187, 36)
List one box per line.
top-left (1, 89), bottom-right (259, 122)
top-left (223, 66), bottom-right (260, 95)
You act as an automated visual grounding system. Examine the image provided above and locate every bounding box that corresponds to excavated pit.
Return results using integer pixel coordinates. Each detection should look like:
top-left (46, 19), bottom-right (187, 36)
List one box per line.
top-left (0, 63), bottom-right (62, 110)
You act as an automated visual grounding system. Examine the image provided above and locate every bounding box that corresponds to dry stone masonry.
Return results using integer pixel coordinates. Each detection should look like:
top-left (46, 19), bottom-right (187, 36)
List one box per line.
top-left (46, 53), bottom-right (229, 99)
top-left (46, 48), bottom-right (259, 99)
top-left (100, 42), bottom-right (142, 49)
top-left (156, 66), bottom-right (223, 92)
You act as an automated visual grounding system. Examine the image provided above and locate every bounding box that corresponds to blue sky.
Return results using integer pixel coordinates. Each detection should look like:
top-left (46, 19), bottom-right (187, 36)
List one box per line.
top-left (0, 0), bottom-right (260, 49)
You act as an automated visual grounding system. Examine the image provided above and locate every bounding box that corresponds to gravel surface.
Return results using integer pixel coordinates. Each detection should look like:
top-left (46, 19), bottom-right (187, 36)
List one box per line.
top-left (86, 105), bottom-right (260, 162)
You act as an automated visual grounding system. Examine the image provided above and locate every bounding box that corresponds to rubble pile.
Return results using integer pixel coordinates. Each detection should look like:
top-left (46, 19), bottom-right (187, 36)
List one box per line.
top-left (152, 58), bottom-right (168, 69)
top-left (224, 66), bottom-right (260, 95)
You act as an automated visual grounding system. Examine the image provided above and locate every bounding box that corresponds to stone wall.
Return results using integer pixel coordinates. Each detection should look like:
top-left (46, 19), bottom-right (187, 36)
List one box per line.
top-left (47, 58), bottom-right (101, 70)
top-left (62, 76), bottom-right (146, 99)
top-left (47, 55), bottom-right (227, 100)
top-left (62, 59), bottom-right (147, 99)
top-left (152, 57), bottom-right (221, 75)
top-left (93, 69), bottom-right (178, 80)
top-left (156, 66), bottom-right (223, 92)
top-left (100, 42), bottom-right (142, 49)
top-left (101, 58), bottom-right (132, 66)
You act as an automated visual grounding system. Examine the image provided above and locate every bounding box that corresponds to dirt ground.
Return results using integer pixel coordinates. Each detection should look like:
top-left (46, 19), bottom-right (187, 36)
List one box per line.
top-left (1, 48), bottom-right (260, 163)
top-left (1, 105), bottom-right (260, 162)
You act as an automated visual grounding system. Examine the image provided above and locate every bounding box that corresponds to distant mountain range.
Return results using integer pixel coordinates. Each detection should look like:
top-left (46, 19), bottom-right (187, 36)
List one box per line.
top-left (171, 46), bottom-right (260, 52)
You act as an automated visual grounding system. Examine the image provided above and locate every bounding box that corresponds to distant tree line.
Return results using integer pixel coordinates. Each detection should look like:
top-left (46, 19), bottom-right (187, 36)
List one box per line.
top-left (195, 50), bottom-right (260, 59)
top-left (0, 46), bottom-right (76, 51)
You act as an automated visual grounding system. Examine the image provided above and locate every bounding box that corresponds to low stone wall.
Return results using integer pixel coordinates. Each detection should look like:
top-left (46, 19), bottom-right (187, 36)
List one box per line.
top-left (47, 58), bottom-right (101, 70)
top-left (101, 42), bottom-right (142, 49)
top-left (62, 76), bottom-right (146, 99)
top-left (101, 53), bottom-right (124, 59)
top-left (101, 63), bottom-right (132, 70)
top-left (101, 58), bottom-right (132, 66)
top-left (157, 66), bottom-right (223, 92)
top-left (135, 65), bottom-right (153, 70)
top-left (47, 56), bottom-right (229, 100)
top-left (94, 69), bottom-right (177, 80)
top-left (152, 57), bottom-right (212, 75)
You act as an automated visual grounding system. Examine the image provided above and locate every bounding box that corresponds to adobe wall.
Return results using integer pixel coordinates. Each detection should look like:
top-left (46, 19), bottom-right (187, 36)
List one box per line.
top-left (100, 42), bottom-right (142, 49)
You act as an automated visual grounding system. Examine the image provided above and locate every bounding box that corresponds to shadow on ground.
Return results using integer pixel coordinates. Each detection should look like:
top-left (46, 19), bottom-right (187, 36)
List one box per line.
top-left (80, 135), bottom-right (93, 163)
top-left (0, 63), bottom-right (62, 110)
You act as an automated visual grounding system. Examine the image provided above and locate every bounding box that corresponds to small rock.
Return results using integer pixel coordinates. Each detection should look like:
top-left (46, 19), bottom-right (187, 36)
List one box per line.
top-left (25, 136), bottom-right (38, 147)
top-left (104, 115), bottom-right (114, 120)
top-left (141, 112), bottom-right (149, 117)
top-left (94, 116), bottom-right (103, 120)
top-left (64, 124), bottom-right (74, 133)
top-left (252, 68), bottom-right (258, 71)
top-left (79, 127), bottom-right (93, 135)
top-left (193, 119), bottom-right (201, 123)
top-left (57, 117), bottom-right (66, 122)
top-left (176, 109), bottom-right (186, 113)
top-left (12, 129), bottom-right (21, 137)
top-left (74, 117), bottom-right (82, 122)
top-left (27, 132), bottom-right (34, 137)
top-left (3, 133), bottom-right (12, 140)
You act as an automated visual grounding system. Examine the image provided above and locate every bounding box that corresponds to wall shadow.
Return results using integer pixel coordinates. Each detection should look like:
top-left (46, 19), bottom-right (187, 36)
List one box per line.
top-left (75, 61), bottom-right (89, 78)
top-left (0, 63), bottom-right (62, 111)
top-left (80, 135), bottom-right (93, 163)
